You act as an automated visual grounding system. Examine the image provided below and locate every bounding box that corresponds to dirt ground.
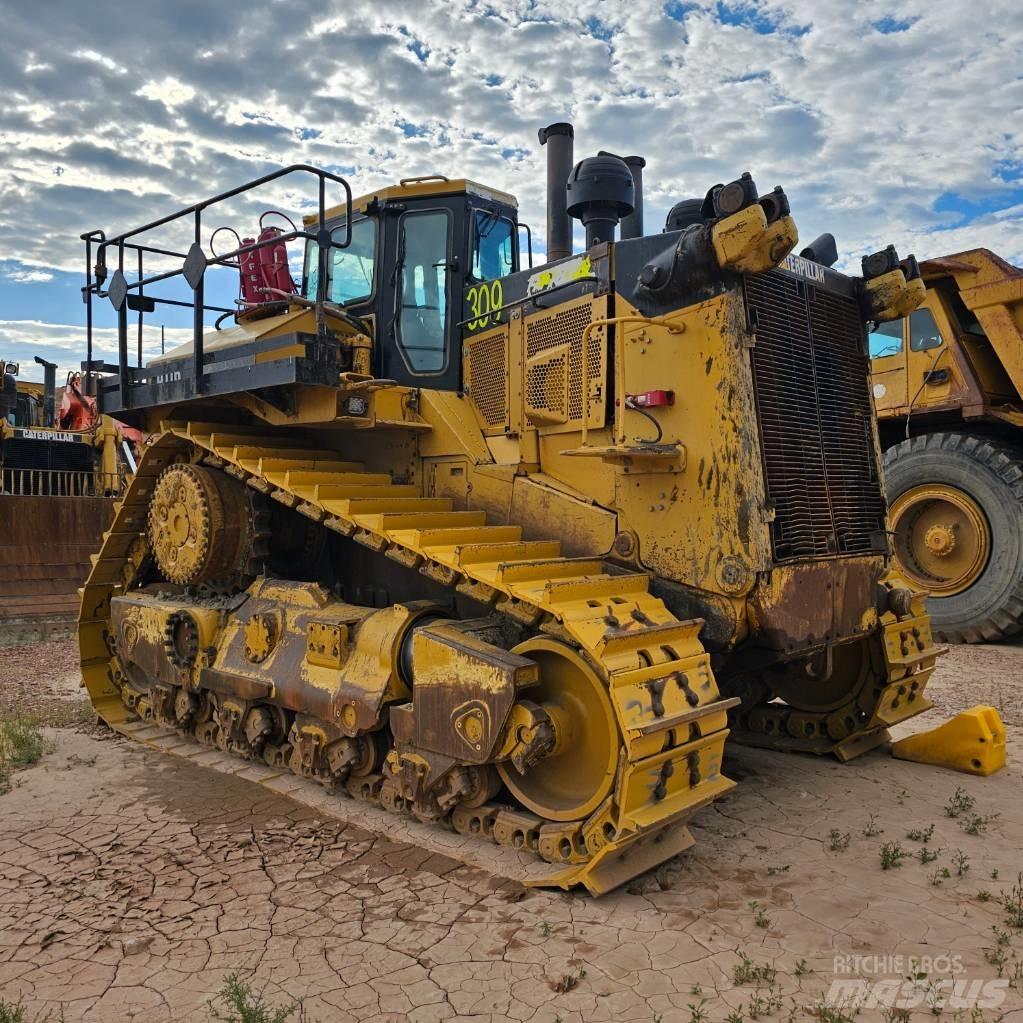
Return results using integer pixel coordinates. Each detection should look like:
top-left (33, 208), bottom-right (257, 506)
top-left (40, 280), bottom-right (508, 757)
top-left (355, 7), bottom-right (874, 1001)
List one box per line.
top-left (1, 638), bottom-right (1021, 1022)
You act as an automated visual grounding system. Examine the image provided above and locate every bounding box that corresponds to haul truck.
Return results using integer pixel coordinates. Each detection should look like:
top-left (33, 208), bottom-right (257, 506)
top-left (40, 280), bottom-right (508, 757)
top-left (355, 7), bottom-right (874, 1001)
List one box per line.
top-left (871, 249), bottom-right (1023, 643)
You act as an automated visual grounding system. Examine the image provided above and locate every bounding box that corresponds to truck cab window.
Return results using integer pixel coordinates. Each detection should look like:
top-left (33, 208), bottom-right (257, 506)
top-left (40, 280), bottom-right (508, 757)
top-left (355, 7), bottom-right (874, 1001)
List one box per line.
top-left (396, 209), bottom-right (451, 373)
top-left (909, 308), bottom-right (942, 351)
top-left (471, 210), bottom-right (515, 282)
top-left (945, 288), bottom-right (987, 338)
top-left (868, 319), bottom-right (903, 359)
top-left (304, 217), bottom-right (376, 305)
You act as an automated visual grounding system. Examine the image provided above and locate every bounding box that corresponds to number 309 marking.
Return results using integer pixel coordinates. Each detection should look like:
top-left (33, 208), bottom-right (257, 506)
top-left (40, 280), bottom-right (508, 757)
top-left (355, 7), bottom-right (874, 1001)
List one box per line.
top-left (466, 280), bottom-right (503, 332)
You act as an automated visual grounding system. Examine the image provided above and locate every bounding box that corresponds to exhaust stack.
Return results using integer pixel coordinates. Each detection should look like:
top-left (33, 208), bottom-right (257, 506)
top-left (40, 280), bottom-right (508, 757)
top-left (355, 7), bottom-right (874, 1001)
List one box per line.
top-left (620, 155), bottom-right (646, 239)
top-left (538, 122), bottom-right (575, 262)
top-left (33, 356), bottom-right (57, 428)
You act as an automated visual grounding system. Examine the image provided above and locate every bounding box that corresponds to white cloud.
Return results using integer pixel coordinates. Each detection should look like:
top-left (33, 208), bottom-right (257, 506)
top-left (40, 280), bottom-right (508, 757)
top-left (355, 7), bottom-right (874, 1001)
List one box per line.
top-left (0, 319), bottom-right (192, 383)
top-left (5, 268), bottom-right (54, 283)
top-left (136, 77), bottom-right (196, 108)
top-left (0, 0), bottom-right (1019, 320)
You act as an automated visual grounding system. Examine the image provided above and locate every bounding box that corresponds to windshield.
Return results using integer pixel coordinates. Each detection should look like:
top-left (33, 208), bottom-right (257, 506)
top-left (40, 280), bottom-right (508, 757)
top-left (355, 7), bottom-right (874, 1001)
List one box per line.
top-left (304, 217), bottom-right (376, 305)
top-left (868, 319), bottom-right (903, 359)
top-left (471, 210), bottom-right (515, 282)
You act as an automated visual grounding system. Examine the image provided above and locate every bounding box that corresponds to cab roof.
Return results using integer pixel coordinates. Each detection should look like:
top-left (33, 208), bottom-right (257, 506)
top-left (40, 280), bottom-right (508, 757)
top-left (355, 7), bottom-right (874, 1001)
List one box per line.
top-left (304, 177), bottom-right (518, 226)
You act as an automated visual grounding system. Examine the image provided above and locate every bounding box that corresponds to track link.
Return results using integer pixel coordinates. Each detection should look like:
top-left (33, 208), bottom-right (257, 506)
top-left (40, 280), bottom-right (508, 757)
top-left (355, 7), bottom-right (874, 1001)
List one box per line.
top-left (79, 422), bottom-right (737, 894)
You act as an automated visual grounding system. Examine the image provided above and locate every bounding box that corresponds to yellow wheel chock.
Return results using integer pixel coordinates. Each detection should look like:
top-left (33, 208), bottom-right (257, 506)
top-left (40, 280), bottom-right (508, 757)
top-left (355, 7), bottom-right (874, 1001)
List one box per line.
top-left (891, 705), bottom-right (1006, 776)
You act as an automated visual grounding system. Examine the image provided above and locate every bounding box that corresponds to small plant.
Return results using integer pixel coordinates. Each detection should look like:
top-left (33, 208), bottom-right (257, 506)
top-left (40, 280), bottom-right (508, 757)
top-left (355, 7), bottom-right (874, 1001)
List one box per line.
top-left (691, 983), bottom-right (703, 995)
top-left (725, 1012), bottom-right (745, 1023)
top-left (1001, 872), bottom-right (1023, 929)
top-left (896, 788), bottom-right (909, 805)
top-left (539, 920), bottom-right (551, 937)
top-left (930, 867), bottom-right (951, 886)
top-left (991, 869), bottom-right (1000, 880)
top-left (733, 952), bottom-right (776, 986)
top-left (907, 824), bottom-right (935, 843)
top-left (961, 813), bottom-right (998, 836)
top-left (767, 864), bottom-right (791, 876)
top-left (0, 715), bottom-right (49, 793)
top-left (953, 849), bottom-right (970, 876)
top-left (829, 830), bottom-right (852, 852)
top-left (1010, 960), bottom-right (1023, 990)
top-left (883, 1010), bottom-right (911, 1023)
top-left (795, 959), bottom-right (812, 977)
top-left (750, 901), bottom-right (772, 929)
top-left (688, 999), bottom-right (709, 1023)
top-left (880, 841), bottom-right (907, 870)
top-left (944, 787), bottom-right (975, 819)
top-left (983, 943), bottom-right (1007, 977)
top-left (808, 998), bottom-right (856, 1023)
top-left (208, 972), bottom-right (303, 1023)
top-left (862, 813), bottom-right (883, 837)
top-left (747, 986), bottom-right (782, 1020)
top-left (977, 890), bottom-right (993, 902)
top-left (918, 846), bottom-right (940, 865)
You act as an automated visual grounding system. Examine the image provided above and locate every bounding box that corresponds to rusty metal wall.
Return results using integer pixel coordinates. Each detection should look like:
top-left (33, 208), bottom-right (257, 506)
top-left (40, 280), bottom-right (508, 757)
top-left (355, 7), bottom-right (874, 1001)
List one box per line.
top-left (0, 495), bottom-right (116, 626)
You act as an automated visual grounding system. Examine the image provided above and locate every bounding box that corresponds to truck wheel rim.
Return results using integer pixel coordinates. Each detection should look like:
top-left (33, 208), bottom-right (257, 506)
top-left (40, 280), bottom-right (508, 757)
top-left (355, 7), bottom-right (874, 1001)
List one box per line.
top-left (891, 484), bottom-right (990, 596)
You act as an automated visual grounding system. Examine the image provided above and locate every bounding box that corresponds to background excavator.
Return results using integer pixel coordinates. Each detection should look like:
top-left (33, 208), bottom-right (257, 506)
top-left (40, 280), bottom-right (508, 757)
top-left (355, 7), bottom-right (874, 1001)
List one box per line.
top-left (76, 123), bottom-right (939, 894)
top-left (870, 249), bottom-right (1023, 643)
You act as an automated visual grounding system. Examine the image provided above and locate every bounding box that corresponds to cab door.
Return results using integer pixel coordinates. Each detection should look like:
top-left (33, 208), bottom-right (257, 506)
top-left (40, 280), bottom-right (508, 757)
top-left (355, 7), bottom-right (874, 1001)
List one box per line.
top-left (868, 317), bottom-right (908, 412)
top-left (377, 197), bottom-right (467, 391)
top-left (904, 300), bottom-right (953, 408)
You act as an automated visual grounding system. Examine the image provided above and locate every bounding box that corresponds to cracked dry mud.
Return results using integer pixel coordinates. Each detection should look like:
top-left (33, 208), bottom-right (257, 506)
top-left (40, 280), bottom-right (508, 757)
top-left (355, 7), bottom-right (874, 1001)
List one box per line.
top-left (1, 639), bottom-right (1021, 1022)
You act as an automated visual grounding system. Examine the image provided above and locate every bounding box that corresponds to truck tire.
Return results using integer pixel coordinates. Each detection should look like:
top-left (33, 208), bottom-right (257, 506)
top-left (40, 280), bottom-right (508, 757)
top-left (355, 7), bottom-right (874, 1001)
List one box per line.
top-left (883, 433), bottom-right (1023, 643)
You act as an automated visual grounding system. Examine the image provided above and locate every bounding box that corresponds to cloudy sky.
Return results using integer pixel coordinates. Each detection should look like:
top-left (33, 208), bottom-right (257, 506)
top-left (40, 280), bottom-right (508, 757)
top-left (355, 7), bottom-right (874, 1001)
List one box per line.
top-left (2, 0), bottom-right (1021, 381)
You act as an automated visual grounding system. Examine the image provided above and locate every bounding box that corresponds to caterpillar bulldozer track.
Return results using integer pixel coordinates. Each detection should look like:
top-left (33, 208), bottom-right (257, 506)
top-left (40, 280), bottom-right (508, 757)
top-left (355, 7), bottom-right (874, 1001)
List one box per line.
top-left (77, 127), bottom-right (941, 894)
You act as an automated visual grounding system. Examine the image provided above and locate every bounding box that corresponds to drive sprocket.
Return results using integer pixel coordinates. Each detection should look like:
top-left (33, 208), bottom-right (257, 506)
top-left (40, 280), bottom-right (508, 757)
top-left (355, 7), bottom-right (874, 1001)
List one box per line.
top-left (148, 463), bottom-right (250, 585)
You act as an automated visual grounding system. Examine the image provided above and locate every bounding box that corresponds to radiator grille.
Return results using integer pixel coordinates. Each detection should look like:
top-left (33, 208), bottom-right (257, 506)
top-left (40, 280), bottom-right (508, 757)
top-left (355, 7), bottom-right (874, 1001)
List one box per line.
top-left (744, 271), bottom-right (887, 562)
top-left (525, 303), bottom-right (598, 422)
top-left (465, 331), bottom-right (508, 428)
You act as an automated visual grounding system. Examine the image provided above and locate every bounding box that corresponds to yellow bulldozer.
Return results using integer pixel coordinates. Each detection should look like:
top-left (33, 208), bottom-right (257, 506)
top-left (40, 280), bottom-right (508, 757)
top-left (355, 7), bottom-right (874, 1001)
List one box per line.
top-left (871, 248), bottom-right (1023, 643)
top-left (77, 124), bottom-right (940, 894)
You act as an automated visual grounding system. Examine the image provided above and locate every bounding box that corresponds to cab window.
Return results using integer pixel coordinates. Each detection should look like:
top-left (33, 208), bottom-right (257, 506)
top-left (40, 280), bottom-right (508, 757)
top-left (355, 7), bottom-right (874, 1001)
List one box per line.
top-left (304, 217), bottom-right (376, 305)
top-left (909, 308), bottom-right (942, 351)
top-left (869, 319), bottom-right (903, 359)
top-left (471, 210), bottom-right (515, 282)
top-left (396, 209), bottom-right (451, 373)
top-left (944, 288), bottom-right (987, 338)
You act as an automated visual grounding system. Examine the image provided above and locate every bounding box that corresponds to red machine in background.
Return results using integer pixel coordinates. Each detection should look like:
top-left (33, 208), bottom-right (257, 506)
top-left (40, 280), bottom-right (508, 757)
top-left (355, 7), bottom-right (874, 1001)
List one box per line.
top-left (58, 372), bottom-right (98, 432)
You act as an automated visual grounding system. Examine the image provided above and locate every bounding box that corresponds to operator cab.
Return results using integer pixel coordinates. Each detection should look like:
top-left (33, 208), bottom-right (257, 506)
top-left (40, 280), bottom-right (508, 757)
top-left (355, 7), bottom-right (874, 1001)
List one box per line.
top-left (301, 177), bottom-right (520, 391)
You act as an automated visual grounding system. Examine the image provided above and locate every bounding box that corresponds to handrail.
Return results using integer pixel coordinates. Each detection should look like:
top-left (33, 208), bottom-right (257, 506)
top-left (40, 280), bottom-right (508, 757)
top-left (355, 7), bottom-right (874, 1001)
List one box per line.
top-left (1, 468), bottom-right (124, 498)
top-left (80, 165), bottom-right (354, 409)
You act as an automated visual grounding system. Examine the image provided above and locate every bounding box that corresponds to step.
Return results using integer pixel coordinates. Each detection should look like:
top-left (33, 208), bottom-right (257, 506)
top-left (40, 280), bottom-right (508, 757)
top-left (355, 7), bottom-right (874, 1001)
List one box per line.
top-left (356, 510), bottom-right (488, 534)
top-left (206, 433), bottom-right (318, 451)
top-left (178, 422), bottom-right (282, 442)
top-left (496, 558), bottom-right (606, 585)
top-left (318, 485), bottom-right (421, 510)
top-left (231, 446), bottom-right (350, 463)
top-left (542, 573), bottom-right (650, 605)
top-left (454, 540), bottom-right (562, 568)
top-left (328, 497), bottom-right (454, 517)
top-left (267, 469), bottom-right (393, 490)
top-left (405, 525), bottom-right (523, 551)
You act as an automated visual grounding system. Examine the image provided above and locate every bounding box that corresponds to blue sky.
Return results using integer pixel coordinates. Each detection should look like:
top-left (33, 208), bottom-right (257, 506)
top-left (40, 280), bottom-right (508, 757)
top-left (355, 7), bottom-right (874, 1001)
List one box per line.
top-left (2, 0), bottom-right (1021, 380)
